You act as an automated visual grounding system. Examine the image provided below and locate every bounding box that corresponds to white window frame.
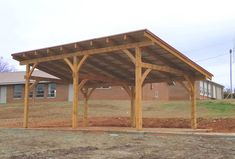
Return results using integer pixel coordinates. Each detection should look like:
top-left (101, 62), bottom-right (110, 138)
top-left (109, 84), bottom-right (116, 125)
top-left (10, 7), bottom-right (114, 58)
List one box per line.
top-left (36, 84), bottom-right (45, 98)
top-left (48, 83), bottom-right (56, 98)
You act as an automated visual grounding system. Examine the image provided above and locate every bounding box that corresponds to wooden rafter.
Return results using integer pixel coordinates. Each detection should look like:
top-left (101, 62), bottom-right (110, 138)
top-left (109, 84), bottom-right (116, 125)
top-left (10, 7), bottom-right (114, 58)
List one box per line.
top-left (92, 55), bottom-right (133, 79)
top-left (38, 64), bottom-right (72, 81)
top-left (85, 61), bottom-right (128, 81)
top-left (20, 41), bottom-right (153, 65)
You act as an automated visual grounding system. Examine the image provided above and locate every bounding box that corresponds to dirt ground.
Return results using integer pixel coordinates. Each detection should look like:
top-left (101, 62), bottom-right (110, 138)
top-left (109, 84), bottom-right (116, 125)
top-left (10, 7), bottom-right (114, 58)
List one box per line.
top-left (0, 128), bottom-right (234, 159)
top-left (1, 117), bottom-right (235, 132)
top-left (0, 101), bottom-right (235, 158)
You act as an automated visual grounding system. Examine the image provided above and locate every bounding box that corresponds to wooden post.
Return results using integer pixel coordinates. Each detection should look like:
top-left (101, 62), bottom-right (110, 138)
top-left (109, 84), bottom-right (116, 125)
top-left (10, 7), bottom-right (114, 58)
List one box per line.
top-left (23, 63), bottom-right (38, 128)
top-left (135, 47), bottom-right (142, 129)
top-left (23, 65), bottom-right (30, 128)
top-left (130, 86), bottom-right (135, 127)
top-left (83, 88), bottom-right (88, 127)
top-left (72, 56), bottom-right (79, 128)
top-left (191, 80), bottom-right (197, 129)
top-left (64, 55), bottom-right (88, 128)
top-left (81, 87), bottom-right (96, 127)
top-left (182, 76), bottom-right (198, 129)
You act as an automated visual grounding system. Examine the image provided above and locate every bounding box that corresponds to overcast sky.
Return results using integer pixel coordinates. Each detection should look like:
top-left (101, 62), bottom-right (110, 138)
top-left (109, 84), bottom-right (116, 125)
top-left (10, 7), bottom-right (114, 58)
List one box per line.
top-left (0, 0), bottom-right (235, 88)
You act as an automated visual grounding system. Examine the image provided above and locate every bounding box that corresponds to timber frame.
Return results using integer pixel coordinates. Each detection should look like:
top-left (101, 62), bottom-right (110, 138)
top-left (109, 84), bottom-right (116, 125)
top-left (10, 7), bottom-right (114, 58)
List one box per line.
top-left (12, 29), bottom-right (213, 130)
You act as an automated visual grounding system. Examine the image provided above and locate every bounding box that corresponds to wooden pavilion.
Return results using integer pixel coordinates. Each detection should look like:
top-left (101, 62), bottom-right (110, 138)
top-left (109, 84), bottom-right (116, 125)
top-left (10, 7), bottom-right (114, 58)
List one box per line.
top-left (12, 29), bottom-right (213, 130)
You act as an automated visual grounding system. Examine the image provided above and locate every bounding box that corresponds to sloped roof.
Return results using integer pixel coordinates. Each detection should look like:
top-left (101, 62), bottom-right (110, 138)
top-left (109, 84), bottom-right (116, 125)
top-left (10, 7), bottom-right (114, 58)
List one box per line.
top-left (11, 29), bottom-right (213, 87)
top-left (0, 70), bottom-right (57, 85)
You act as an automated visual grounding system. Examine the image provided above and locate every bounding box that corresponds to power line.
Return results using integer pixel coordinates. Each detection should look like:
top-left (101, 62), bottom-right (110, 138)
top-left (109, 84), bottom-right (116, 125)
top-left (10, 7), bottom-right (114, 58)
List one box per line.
top-left (195, 53), bottom-right (227, 62)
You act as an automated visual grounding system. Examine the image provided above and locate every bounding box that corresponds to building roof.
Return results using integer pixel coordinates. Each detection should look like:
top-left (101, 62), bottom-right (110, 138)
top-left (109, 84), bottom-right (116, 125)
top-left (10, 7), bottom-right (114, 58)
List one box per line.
top-left (205, 80), bottom-right (224, 88)
top-left (11, 29), bottom-right (213, 87)
top-left (0, 70), bottom-right (57, 85)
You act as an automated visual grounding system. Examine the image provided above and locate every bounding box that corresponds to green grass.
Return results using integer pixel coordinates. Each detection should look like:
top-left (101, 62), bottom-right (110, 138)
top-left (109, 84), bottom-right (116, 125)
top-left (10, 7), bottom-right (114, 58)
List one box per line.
top-left (1, 99), bottom-right (235, 119)
top-left (197, 100), bottom-right (235, 118)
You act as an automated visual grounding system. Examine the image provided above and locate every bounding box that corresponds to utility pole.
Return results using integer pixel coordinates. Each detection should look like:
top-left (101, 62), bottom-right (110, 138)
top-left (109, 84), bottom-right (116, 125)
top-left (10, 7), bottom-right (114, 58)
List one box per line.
top-left (230, 49), bottom-right (233, 99)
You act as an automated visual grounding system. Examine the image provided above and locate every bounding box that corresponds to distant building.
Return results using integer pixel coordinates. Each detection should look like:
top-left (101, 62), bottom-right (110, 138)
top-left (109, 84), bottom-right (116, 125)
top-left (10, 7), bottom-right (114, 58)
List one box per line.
top-left (0, 71), bottom-right (224, 104)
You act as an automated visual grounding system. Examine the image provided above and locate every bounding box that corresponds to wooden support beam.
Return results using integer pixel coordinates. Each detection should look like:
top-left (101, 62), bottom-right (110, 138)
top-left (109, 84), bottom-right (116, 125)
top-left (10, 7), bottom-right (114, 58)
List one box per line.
top-left (72, 56), bottom-right (79, 128)
top-left (81, 87), bottom-right (96, 127)
top-left (122, 49), bottom-right (136, 64)
top-left (177, 81), bottom-right (190, 93)
top-left (141, 62), bottom-right (183, 75)
top-left (23, 63), bottom-right (37, 128)
top-left (77, 55), bottom-right (89, 72)
top-left (28, 63), bottom-right (38, 77)
top-left (87, 87), bottom-right (96, 99)
top-left (130, 86), bottom-right (135, 127)
top-left (29, 80), bottom-right (39, 90)
top-left (135, 47), bottom-right (142, 130)
top-left (190, 80), bottom-right (197, 129)
top-left (64, 58), bottom-right (74, 72)
top-left (23, 65), bottom-right (30, 128)
top-left (78, 79), bottom-right (88, 90)
top-left (20, 41), bottom-right (153, 65)
top-left (121, 85), bottom-right (132, 98)
top-left (64, 55), bottom-right (89, 128)
top-left (183, 76), bottom-right (197, 129)
top-left (83, 88), bottom-right (89, 127)
top-left (141, 68), bottom-right (152, 85)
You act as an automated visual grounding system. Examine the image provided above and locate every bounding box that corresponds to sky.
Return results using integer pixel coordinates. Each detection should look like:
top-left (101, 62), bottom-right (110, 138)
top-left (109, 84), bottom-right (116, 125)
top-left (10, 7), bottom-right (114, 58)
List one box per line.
top-left (0, 0), bottom-right (235, 88)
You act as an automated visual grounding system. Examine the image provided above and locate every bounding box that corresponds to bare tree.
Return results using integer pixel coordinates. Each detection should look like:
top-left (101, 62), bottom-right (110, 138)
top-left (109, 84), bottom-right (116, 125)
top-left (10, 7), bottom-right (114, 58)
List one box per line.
top-left (0, 57), bottom-right (15, 72)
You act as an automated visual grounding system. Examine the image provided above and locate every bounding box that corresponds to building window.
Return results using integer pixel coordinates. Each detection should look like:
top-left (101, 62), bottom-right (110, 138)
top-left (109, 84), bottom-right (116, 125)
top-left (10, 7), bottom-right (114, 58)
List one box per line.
top-left (13, 85), bottom-right (23, 98)
top-left (199, 81), bottom-right (203, 95)
top-left (96, 86), bottom-right (111, 89)
top-left (154, 91), bottom-right (159, 98)
top-left (48, 83), bottom-right (56, 97)
top-left (208, 83), bottom-right (212, 97)
top-left (150, 83), bottom-right (153, 90)
top-left (36, 84), bottom-right (44, 98)
top-left (204, 82), bottom-right (208, 96)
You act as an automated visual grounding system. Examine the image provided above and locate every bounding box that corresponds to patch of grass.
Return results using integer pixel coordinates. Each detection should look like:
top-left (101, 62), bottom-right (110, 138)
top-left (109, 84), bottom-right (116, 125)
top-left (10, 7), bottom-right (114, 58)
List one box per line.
top-left (1, 100), bottom-right (235, 119)
top-left (198, 100), bottom-right (235, 117)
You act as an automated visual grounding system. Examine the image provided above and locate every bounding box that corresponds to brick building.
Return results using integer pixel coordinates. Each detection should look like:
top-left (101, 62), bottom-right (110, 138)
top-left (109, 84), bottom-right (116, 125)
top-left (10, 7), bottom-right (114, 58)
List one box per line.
top-left (0, 70), bottom-right (224, 104)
